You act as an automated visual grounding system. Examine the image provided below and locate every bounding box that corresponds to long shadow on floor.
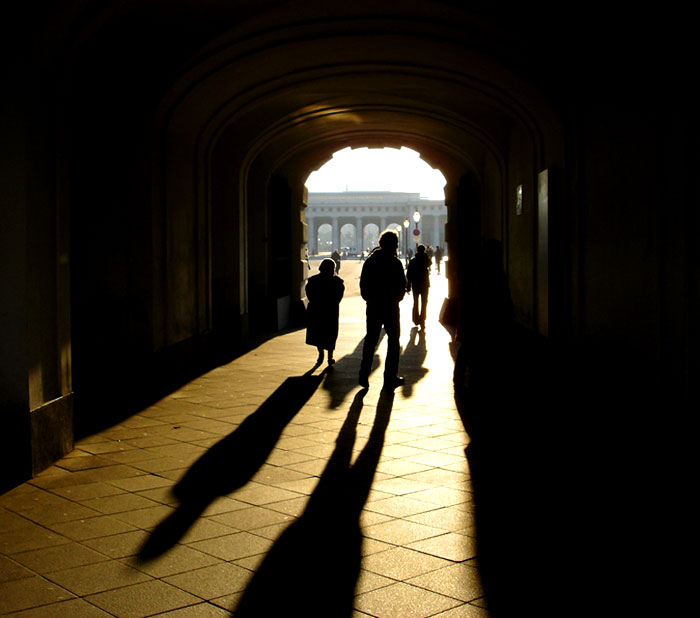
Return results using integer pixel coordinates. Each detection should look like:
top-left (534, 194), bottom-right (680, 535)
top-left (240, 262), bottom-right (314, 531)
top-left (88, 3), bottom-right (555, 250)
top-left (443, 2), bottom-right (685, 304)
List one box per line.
top-left (399, 326), bottom-right (428, 397)
top-left (137, 369), bottom-right (328, 561)
top-left (232, 388), bottom-right (394, 618)
top-left (454, 323), bottom-right (582, 617)
top-left (322, 325), bottom-right (427, 406)
top-left (321, 334), bottom-right (384, 409)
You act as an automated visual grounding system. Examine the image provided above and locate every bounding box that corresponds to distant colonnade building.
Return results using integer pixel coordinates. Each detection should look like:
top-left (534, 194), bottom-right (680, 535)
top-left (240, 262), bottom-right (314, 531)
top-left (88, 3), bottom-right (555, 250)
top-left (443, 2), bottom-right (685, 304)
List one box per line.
top-left (306, 191), bottom-right (447, 254)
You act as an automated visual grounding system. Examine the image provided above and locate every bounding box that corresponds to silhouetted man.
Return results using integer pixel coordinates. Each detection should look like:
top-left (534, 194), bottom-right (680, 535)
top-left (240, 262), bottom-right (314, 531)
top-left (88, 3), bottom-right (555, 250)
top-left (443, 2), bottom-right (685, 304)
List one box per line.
top-left (406, 243), bottom-right (431, 329)
top-left (358, 230), bottom-right (407, 389)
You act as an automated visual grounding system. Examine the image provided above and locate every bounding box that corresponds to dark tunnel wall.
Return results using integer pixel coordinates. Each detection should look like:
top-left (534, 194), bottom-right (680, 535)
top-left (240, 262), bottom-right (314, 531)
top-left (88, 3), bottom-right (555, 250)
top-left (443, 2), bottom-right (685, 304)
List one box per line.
top-left (1, 4), bottom-right (696, 543)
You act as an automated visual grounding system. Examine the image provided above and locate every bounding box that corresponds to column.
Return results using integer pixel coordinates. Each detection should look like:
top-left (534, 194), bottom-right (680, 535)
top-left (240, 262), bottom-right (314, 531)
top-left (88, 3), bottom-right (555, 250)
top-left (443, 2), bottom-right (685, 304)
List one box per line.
top-left (356, 217), bottom-right (362, 250)
top-left (332, 216), bottom-right (340, 251)
top-left (307, 217), bottom-right (316, 254)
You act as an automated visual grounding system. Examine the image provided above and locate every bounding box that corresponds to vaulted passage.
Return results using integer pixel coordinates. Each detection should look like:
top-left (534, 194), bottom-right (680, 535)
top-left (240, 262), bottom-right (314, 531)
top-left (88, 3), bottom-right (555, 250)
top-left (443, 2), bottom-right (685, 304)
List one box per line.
top-left (64, 8), bottom-right (565, 433)
top-left (2, 3), bottom-right (694, 616)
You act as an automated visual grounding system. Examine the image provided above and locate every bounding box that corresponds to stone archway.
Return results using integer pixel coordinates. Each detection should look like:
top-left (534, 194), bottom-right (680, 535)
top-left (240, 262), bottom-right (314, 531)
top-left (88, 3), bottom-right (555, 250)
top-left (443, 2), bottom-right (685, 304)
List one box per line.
top-left (317, 223), bottom-right (333, 254)
top-left (339, 223), bottom-right (357, 251)
top-left (363, 223), bottom-right (379, 252)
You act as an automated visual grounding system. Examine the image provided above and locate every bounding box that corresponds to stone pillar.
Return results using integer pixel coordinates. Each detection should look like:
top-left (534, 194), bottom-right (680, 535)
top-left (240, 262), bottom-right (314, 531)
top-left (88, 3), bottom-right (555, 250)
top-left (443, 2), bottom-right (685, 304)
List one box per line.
top-left (433, 214), bottom-right (440, 247)
top-left (307, 217), bottom-right (315, 254)
top-left (332, 216), bottom-right (340, 251)
top-left (356, 217), bottom-right (362, 249)
top-left (380, 216), bottom-right (386, 233)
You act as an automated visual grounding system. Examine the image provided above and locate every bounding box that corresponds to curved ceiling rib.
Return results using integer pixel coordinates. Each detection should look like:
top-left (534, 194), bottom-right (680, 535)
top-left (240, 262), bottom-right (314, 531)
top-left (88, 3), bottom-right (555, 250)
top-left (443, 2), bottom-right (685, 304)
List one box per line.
top-left (161, 20), bottom-right (555, 169)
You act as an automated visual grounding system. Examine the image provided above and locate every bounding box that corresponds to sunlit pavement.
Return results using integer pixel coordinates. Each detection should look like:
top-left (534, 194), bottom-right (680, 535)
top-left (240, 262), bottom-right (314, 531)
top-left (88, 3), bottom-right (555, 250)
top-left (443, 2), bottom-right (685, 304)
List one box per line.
top-left (0, 259), bottom-right (490, 617)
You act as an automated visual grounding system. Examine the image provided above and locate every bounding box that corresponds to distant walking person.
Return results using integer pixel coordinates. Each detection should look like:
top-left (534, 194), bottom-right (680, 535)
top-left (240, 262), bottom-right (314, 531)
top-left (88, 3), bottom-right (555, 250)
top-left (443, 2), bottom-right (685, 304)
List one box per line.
top-left (358, 230), bottom-right (407, 389)
top-left (331, 249), bottom-right (341, 273)
top-left (305, 258), bottom-right (345, 366)
top-left (406, 244), bottom-right (432, 329)
top-left (434, 245), bottom-right (443, 274)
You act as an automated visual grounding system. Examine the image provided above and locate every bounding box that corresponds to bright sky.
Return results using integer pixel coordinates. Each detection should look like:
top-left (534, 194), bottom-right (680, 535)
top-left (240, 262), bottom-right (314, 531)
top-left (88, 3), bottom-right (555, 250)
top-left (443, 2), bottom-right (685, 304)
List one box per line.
top-left (305, 146), bottom-right (446, 200)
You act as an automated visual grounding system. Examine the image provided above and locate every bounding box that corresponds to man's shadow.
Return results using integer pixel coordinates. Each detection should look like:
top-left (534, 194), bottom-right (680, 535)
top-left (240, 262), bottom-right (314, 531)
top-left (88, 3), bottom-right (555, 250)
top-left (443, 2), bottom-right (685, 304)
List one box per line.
top-left (137, 368), bottom-right (328, 561)
top-left (320, 334), bottom-right (385, 409)
top-left (232, 388), bottom-right (395, 618)
top-left (400, 326), bottom-right (428, 396)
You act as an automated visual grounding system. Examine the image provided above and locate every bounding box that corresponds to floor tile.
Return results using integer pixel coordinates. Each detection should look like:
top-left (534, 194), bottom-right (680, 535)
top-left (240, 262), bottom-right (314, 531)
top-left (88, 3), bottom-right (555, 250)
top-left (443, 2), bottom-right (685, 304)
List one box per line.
top-left (363, 518), bottom-right (444, 546)
top-left (362, 546), bottom-right (452, 580)
top-left (0, 575), bottom-right (74, 614)
top-left (189, 531), bottom-right (272, 561)
top-left (208, 505), bottom-right (293, 531)
top-left (81, 493), bottom-right (162, 515)
top-left (407, 563), bottom-right (484, 602)
top-left (126, 544), bottom-right (222, 578)
top-left (145, 602), bottom-right (231, 617)
top-left (82, 530), bottom-right (151, 558)
top-left (0, 522), bottom-right (70, 554)
top-left (11, 542), bottom-right (109, 574)
top-left (51, 481), bottom-right (126, 501)
top-left (407, 532), bottom-right (477, 562)
top-left (106, 474), bottom-right (175, 492)
top-left (0, 555), bottom-right (35, 582)
top-left (232, 483), bottom-right (303, 506)
top-left (173, 517), bottom-right (234, 544)
top-left (431, 605), bottom-right (491, 618)
top-left (45, 559), bottom-right (151, 595)
top-left (365, 495), bottom-right (440, 518)
top-left (86, 579), bottom-right (200, 618)
top-left (163, 562), bottom-right (253, 599)
top-left (48, 515), bottom-right (137, 541)
top-left (1, 597), bottom-right (114, 617)
top-left (405, 505), bottom-right (471, 532)
top-left (355, 581), bottom-right (461, 618)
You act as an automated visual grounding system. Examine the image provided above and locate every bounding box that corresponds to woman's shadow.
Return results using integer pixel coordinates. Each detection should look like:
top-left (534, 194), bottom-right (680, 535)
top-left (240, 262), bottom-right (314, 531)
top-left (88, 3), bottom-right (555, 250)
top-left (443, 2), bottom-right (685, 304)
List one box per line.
top-left (137, 367), bottom-right (328, 561)
top-left (232, 388), bottom-right (395, 618)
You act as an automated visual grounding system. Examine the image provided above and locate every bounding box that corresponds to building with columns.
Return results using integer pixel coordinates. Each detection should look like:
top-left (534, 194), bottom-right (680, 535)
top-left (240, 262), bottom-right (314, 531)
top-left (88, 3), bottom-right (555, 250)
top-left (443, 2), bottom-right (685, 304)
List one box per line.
top-left (306, 192), bottom-right (446, 254)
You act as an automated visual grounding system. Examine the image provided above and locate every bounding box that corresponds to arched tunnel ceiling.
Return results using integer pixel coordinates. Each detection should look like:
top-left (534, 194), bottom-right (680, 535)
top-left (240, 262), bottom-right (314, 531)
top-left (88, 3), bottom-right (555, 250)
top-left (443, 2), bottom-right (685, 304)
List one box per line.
top-left (155, 10), bottom-right (559, 191)
top-left (35, 2), bottom-right (583, 201)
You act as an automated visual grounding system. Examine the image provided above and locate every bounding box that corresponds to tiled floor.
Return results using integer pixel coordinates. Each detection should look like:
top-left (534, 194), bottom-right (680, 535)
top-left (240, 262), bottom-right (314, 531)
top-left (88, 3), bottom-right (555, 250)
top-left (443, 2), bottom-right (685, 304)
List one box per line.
top-left (0, 259), bottom-right (489, 617)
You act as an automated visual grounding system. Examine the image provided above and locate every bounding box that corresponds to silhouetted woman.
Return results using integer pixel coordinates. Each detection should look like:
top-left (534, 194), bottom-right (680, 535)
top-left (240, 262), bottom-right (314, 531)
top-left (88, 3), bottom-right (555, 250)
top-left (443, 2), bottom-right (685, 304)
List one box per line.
top-left (305, 258), bottom-right (345, 365)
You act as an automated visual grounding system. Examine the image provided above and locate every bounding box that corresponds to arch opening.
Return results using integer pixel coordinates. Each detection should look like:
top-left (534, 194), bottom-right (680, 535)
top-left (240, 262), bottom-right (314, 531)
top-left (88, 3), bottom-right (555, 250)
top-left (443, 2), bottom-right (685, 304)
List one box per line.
top-left (304, 146), bottom-right (446, 201)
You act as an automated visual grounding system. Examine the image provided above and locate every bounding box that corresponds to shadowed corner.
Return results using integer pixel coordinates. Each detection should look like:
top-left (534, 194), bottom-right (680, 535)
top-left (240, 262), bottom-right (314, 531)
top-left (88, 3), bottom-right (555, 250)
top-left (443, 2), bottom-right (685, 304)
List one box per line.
top-left (136, 369), bottom-right (328, 562)
top-left (454, 317), bottom-right (581, 617)
top-left (232, 388), bottom-right (394, 618)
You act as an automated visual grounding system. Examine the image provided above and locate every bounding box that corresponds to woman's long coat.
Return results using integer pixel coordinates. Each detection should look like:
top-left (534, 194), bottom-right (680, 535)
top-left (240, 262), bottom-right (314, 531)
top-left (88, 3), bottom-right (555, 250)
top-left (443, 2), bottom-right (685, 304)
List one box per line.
top-left (305, 273), bottom-right (345, 349)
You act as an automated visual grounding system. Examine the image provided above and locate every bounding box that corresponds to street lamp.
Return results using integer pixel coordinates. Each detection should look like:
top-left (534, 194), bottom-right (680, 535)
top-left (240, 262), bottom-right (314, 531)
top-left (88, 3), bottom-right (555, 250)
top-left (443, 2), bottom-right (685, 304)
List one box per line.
top-left (412, 210), bottom-right (421, 247)
top-left (403, 219), bottom-right (409, 261)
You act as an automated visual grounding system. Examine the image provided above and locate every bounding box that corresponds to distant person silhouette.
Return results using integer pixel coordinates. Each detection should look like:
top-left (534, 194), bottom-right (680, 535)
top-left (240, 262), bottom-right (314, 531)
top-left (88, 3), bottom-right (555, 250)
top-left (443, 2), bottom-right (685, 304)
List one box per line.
top-left (331, 249), bottom-right (341, 273)
top-left (305, 258), bottom-right (345, 365)
top-left (434, 245), bottom-right (443, 274)
top-left (406, 244), bottom-right (431, 329)
top-left (358, 230), bottom-right (407, 389)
